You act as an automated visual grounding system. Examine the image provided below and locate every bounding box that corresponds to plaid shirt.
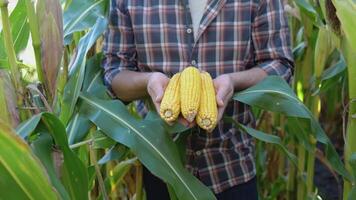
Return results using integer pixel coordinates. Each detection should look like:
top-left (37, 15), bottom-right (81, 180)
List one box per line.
top-left (102, 0), bottom-right (293, 194)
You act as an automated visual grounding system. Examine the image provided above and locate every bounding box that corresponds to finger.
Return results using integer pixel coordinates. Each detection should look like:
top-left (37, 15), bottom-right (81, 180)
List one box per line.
top-left (177, 117), bottom-right (190, 127)
top-left (217, 106), bottom-right (225, 123)
top-left (153, 102), bottom-right (161, 114)
top-left (215, 86), bottom-right (229, 107)
top-left (187, 121), bottom-right (196, 128)
top-left (216, 97), bottom-right (224, 107)
top-left (148, 84), bottom-right (164, 103)
top-left (166, 121), bottom-right (174, 126)
top-left (155, 88), bottom-right (164, 103)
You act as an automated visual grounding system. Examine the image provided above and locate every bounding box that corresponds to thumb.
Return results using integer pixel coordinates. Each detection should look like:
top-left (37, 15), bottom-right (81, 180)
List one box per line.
top-left (155, 87), bottom-right (164, 103)
top-left (216, 87), bottom-right (227, 107)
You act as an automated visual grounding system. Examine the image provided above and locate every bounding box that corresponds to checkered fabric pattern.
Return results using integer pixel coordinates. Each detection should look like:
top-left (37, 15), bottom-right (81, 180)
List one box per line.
top-left (102, 0), bottom-right (293, 194)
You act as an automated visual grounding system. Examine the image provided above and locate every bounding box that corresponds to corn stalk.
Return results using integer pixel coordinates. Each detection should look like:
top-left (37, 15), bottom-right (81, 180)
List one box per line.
top-left (0, 0), bottom-right (27, 121)
top-left (305, 25), bottom-right (333, 197)
top-left (135, 161), bottom-right (143, 200)
top-left (295, 9), bottom-right (316, 199)
top-left (24, 0), bottom-right (44, 84)
top-left (342, 39), bottom-right (356, 199)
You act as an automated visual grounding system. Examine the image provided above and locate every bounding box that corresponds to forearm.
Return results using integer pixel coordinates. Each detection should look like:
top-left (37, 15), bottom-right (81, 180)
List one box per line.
top-left (228, 67), bottom-right (268, 91)
top-left (111, 70), bottom-right (152, 102)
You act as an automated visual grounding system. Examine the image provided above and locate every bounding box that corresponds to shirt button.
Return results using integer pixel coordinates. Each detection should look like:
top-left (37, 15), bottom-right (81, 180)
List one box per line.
top-left (191, 60), bottom-right (197, 65)
top-left (186, 28), bottom-right (192, 34)
top-left (196, 150), bottom-right (202, 156)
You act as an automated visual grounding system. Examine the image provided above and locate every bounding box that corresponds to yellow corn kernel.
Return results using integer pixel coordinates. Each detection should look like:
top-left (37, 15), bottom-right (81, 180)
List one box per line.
top-left (197, 72), bottom-right (218, 131)
top-left (180, 66), bottom-right (201, 122)
top-left (160, 73), bottom-right (181, 122)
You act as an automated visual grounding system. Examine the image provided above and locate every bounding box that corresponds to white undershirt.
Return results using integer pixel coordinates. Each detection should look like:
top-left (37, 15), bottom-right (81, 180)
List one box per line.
top-left (188, 0), bottom-right (208, 40)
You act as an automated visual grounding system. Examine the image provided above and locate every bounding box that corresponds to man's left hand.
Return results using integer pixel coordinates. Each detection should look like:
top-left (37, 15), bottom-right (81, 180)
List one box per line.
top-left (213, 74), bottom-right (234, 122)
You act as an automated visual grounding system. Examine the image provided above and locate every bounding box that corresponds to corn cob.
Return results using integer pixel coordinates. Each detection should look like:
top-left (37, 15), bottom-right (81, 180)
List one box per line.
top-left (180, 66), bottom-right (201, 122)
top-left (197, 72), bottom-right (218, 131)
top-left (160, 73), bottom-right (181, 122)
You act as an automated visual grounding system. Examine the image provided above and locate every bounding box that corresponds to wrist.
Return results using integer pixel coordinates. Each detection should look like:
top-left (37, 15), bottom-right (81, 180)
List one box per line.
top-left (145, 72), bottom-right (159, 87)
top-left (227, 72), bottom-right (239, 91)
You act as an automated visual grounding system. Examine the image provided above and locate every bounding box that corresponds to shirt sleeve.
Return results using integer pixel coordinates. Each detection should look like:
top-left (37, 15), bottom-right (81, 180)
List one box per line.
top-left (252, 0), bottom-right (294, 83)
top-left (102, 0), bottom-right (138, 93)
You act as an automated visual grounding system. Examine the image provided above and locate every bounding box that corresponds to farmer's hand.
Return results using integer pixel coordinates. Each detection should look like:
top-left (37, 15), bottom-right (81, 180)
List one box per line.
top-left (147, 72), bottom-right (194, 127)
top-left (147, 72), bottom-right (170, 113)
top-left (214, 74), bottom-right (234, 122)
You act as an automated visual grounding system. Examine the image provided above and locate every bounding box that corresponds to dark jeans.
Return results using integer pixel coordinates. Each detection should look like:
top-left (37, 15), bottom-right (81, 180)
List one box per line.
top-left (143, 167), bottom-right (258, 200)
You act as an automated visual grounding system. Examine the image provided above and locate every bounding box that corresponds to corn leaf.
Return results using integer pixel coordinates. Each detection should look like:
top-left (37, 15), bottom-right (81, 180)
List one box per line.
top-left (0, 0), bottom-right (30, 64)
top-left (60, 17), bottom-right (107, 125)
top-left (0, 121), bottom-right (58, 199)
top-left (333, 0), bottom-right (356, 52)
top-left (63, 0), bottom-right (107, 44)
top-left (225, 117), bottom-right (297, 166)
top-left (103, 158), bottom-right (134, 196)
top-left (294, 0), bottom-right (322, 26)
top-left (98, 145), bottom-right (128, 165)
top-left (312, 55), bottom-right (346, 95)
top-left (348, 153), bottom-right (356, 200)
top-left (79, 93), bottom-right (217, 200)
top-left (31, 133), bottom-right (71, 200)
top-left (16, 113), bottom-right (42, 138)
top-left (233, 76), bottom-right (352, 181)
top-left (15, 113), bottom-right (89, 200)
top-left (67, 54), bottom-right (107, 144)
top-left (92, 130), bottom-right (116, 149)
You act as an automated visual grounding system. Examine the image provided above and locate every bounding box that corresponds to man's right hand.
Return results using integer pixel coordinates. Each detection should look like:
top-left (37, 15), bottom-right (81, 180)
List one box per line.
top-left (147, 72), bottom-right (170, 113)
top-left (147, 72), bottom-right (194, 128)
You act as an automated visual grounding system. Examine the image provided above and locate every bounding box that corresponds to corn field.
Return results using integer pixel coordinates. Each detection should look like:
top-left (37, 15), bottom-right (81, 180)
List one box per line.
top-left (0, 0), bottom-right (355, 199)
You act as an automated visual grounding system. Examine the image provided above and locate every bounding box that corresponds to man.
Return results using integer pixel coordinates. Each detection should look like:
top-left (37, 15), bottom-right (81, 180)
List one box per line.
top-left (102, 0), bottom-right (293, 199)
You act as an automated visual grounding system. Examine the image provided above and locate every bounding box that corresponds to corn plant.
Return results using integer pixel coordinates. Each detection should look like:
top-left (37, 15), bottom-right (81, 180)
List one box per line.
top-left (0, 0), bottom-right (356, 199)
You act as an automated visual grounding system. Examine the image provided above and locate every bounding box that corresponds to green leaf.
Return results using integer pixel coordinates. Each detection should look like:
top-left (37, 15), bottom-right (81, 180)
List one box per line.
top-left (294, 0), bottom-right (322, 26)
top-left (16, 113), bottom-right (42, 138)
top-left (167, 183), bottom-right (179, 200)
top-left (350, 153), bottom-right (356, 177)
top-left (81, 53), bottom-right (107, 98)
top-left (92, 130), bottom-right (116, 149)
top-left (31, 133), bottom-right (71, 200)
top-left (144, 111), bottom-right (189, 134)
top-left (63, 0), bottom-right (107, 44)
top-left (67, 112), bottom-right (91, 145)
top-left (348, 153), bottom-right (356, 200)
top-left (285, 117), bottom-right (313, 151)
top-left (14, 113), bottom-right (89, 200)
top-left (224, 117), bottom-right (297, 166)
top-left (333, 0), bottom-right (356, 52)
top-left (79, 94), bottom-right (216, 200)
top-left (312, 55), bottom-right (346, 95)
top-left (60, 17), bottom-right (108, 125)
top-left (293, 42), bottom-right (306, 61)
top-left (98, 145), bottom-right (128, 165)
top-left (233, 76), bottom-right (352, 181)
top-left (67, 54), bottom-right (106, 145)
top-left (103, 158), bottom-right (134, 196)
top-left (234, 76), bottom-right (309, 118)
top-left (38, 113), bottom-right (89, 200)
top-left (0, 122), bottom-right (58, 199)
top-left (0, 0), bottom-right (30, 62)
